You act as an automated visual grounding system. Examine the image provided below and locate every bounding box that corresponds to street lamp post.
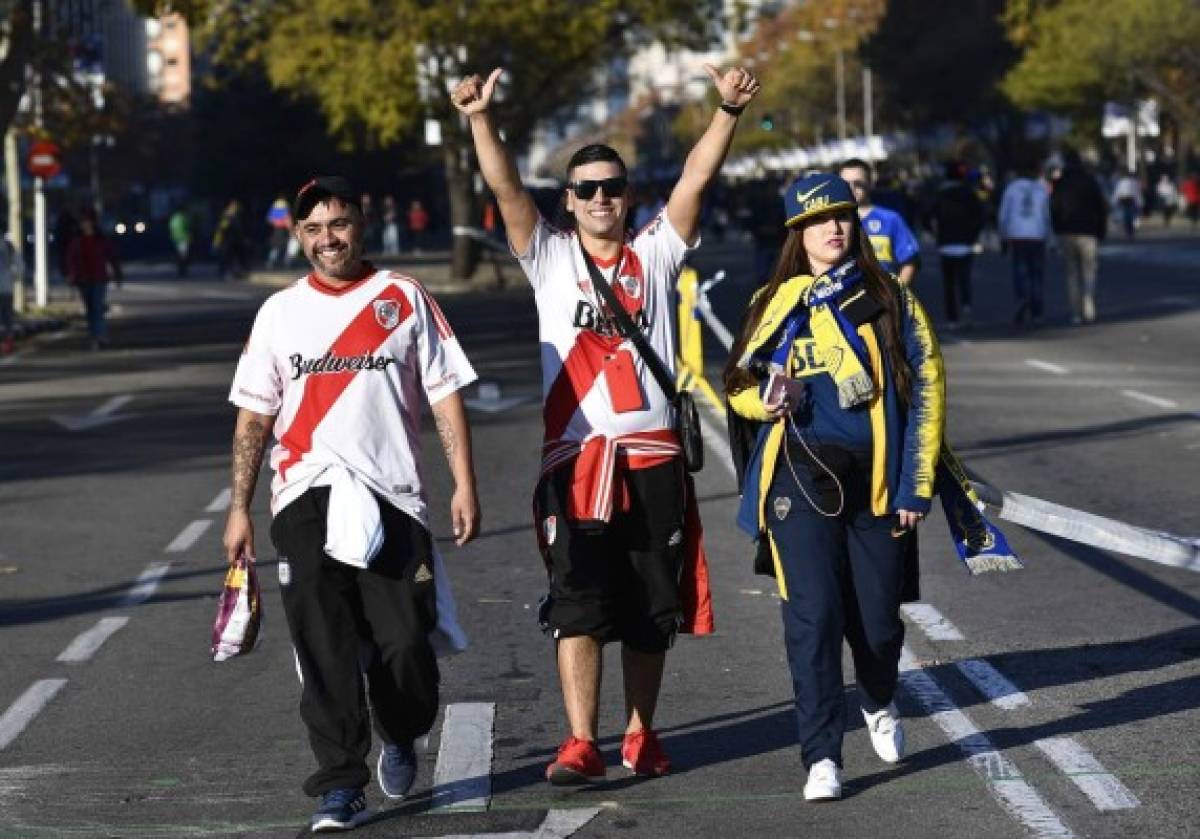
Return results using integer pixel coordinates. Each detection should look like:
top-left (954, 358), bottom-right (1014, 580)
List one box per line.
top-left (32, 0), bottom-right (48, 309)
top-left (863, 66), bottom-right (873, 163)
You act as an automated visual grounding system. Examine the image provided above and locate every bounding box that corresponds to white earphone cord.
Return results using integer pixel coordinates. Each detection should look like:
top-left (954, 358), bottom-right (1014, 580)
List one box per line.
top-left (781, 414), bottom-right (844, 518)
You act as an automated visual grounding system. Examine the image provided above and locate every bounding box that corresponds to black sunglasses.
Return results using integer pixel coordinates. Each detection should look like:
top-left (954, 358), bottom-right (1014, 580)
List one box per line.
top-left (568, 176), bottom-right (628, 200)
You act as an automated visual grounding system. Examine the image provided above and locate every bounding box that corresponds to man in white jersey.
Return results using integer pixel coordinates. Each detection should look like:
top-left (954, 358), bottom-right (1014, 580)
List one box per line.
top-left (222, 176), bottom-right (480, 832)
top-left (451, 65), bottom-right (758, 785)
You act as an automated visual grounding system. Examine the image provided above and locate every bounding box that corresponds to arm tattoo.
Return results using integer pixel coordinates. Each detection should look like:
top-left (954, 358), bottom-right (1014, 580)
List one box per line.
top-left (231, 417), bottom-right (270, 511)
top-left (433, 405), bottom-right (457, 463)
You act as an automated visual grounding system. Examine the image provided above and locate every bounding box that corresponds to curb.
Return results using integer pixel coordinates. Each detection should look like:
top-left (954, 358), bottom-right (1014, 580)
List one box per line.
top-left (244, 269), bottom-right (526, 297)
top-left (14, 315), bottom-right (70, 340)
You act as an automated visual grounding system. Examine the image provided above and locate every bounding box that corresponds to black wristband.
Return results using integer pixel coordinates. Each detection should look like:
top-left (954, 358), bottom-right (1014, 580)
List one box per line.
top-left (719, 101), bottom-right (745, 117)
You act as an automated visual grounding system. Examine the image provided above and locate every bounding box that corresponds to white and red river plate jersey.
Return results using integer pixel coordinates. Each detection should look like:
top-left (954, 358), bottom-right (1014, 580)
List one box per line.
top-left (517, 210), bottom-right (695, 445)
top-left (228, 269), bottom-right (477, 526)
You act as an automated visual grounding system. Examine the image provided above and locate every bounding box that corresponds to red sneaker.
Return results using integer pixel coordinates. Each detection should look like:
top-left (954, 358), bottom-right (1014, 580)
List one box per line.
top-left (546, 736), bottom-right (605, 785)
top-left (621, 729), bottom-right (671, 776)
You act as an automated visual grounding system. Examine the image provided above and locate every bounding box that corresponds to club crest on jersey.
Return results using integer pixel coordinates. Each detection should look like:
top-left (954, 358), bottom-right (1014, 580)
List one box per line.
top-left (619, 275), bottom-right (641, 299)
top-left (577, 278), bottom-right (592, 295)
top-left (543, 515), bottom-right (557, 546)
top-left (374, 299), bottom-right (402, 330)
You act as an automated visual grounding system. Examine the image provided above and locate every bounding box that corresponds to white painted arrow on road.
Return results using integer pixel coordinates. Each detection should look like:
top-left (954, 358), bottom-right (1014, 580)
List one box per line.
top-left (52, 395), bottom-right (136, 431)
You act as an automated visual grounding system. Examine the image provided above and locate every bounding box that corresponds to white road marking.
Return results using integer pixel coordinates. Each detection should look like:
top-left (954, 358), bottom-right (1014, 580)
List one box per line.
top-left (437, 807), bottom-right (602, 839)
top-left (56, 617), bottom-right (130, 663)
top-left (956, 659), bottom-right (1031, 709)
top-left (118, 284), bottom-right (176, 296)
top-left (901, 603), bottom-right (965, 641)
top-left (696, 396), bottom-right (737, 480)
top-left (1034, 737), bottom-right (1140, 811)
top-left (431, 702), bottom-right (495, 811)
top-left (463, 395), bottom-right (531, 413)
top-left (165, 519), bottom-right (211, 553)
top-left (899, 649), bottom-right (1076, 838)
top-left (0, 680), bottom-right (68, 751)
top-left (1025, 358), bottom-right (1070, 375)
top-left (1120, 389), bottom-right (1178, 410)
top-left (120, 562), bottom-right (171, 607)
top-left (205, 488), bottom-right (231, 513)
top-left (1154, 295), bottom-right (1196, 306)
top-left (51, 394), bottom-right (136, 431)
top-left (197, 290), bottom-right (253, 301)
top-left (0, 350), bottom-right (27, 366)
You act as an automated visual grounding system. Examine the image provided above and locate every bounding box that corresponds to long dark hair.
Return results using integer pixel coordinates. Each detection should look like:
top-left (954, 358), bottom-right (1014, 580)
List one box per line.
top-left (722, 213), bottom-right (914, 405)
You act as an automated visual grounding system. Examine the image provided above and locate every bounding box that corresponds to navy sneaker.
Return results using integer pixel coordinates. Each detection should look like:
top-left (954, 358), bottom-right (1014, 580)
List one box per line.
top-left (310, 787), bottom-right (369, 833)
top-left (378, 741), bottom-right (417, 799)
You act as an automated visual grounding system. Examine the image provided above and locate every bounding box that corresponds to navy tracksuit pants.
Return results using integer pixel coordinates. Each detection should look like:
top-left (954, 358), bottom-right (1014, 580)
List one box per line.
top-left (765, 446), bottom-right (908, 770)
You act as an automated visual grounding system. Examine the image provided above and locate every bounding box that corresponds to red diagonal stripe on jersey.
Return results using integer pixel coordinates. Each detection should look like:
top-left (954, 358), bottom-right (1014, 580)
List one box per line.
top-left (414, 282), bottom-right (453, 339)
top-left (543, 330), bottom-right (615, 442)
top-left (278, 284), bottom-right (412, 480)
top-left (389, 272), bottom-right (453, 339)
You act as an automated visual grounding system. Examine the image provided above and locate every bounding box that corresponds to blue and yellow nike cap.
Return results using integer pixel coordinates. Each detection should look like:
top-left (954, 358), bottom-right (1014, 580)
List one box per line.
top-left (783, 173), bottom-right (857, 227)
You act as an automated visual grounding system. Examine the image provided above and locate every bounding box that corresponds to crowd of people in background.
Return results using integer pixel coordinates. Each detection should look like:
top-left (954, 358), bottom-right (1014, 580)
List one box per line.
top-left (3, 153), bottom-right (1197, 357)
top-left (659, 150), bottom-right (1196, 332)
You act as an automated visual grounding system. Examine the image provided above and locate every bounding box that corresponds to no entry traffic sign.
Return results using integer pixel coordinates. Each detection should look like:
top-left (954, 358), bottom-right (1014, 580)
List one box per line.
top-left (27, 140), bottom-right (62, 179)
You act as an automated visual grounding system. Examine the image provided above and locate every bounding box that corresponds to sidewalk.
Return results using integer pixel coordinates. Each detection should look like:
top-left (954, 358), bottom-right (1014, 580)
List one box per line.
top-left (247, 249), bottom-right (528, 294)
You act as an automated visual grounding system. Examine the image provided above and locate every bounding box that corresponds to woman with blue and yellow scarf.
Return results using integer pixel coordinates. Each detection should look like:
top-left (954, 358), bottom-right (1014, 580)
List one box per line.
top-left (724, 172), bottom-right (946, 802)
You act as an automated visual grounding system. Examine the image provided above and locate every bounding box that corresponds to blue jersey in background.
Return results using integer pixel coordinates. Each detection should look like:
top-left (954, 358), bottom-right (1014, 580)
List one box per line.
top-left (860, 206), bottom-right (919, 275)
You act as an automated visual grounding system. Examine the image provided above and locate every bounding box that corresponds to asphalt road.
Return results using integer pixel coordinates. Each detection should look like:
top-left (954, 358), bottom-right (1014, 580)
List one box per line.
top-left (0, 230), bottom-right (1197, 839)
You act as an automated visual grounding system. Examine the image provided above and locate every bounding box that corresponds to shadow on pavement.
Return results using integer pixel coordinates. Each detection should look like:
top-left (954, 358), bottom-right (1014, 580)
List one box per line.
top-left (0, 560), bottom-right (275, 627)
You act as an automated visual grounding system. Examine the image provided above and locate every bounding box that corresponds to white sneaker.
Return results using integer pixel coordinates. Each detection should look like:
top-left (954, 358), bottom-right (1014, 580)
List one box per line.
top-left (803, 758), bottom-right (843, 801)
top-left (863, 703), bottom-right (905, 763)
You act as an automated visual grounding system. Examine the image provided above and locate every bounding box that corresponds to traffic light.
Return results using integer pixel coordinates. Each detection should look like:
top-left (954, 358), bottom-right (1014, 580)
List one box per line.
top-left (760, 113), bottom-right (775, 131)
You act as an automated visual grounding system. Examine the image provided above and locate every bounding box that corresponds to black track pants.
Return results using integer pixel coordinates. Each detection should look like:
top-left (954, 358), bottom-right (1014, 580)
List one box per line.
top-left (270, 487), bottom-right (439, 797)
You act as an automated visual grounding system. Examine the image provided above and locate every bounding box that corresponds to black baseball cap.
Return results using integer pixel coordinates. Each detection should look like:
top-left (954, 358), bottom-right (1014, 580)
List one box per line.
top-left (293, 175), bottom-right (361, 220)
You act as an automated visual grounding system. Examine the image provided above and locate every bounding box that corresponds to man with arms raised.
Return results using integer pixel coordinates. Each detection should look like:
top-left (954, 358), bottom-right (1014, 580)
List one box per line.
top-left (223, 177), bottom-right (480, 832)
top-left (451, 65), bottom-right (757, 784)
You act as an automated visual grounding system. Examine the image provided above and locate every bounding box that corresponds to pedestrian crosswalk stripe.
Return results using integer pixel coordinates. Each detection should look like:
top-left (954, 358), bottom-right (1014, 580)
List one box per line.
top-left (956, 659), bottom-right (1031, 710)
top-left (899, 648), bottom-right (1076, 838)
top-left (431, 702), bottom-right (495, 812)
top-left (1034, 737), bottom-right (1140, 811)
top-left (901, 603), bottom-right (965, 641)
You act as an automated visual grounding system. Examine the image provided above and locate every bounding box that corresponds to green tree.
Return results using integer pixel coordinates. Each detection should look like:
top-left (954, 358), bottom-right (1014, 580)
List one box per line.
top-left (676, 0), bottom-right (885, 156)
top-left (1002, 0), bottom-right (1200, 167)
top-left (863, 0), bottom-right (1017, 149)
top-left (160, 0), bottom-right (715, 278)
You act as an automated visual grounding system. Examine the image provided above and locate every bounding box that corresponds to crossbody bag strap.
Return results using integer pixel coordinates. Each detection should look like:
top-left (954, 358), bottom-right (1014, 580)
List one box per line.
top-left (578, 239), bottom-right (677, 402)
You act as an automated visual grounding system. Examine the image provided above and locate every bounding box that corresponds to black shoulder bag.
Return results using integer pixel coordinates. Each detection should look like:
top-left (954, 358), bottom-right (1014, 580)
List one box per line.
top-left (578, 241), bottom-right (704, 472)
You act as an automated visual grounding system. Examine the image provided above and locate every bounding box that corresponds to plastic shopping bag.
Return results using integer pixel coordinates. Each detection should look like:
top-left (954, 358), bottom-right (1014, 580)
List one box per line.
top-left (211, 553), bottom-right (262, 661)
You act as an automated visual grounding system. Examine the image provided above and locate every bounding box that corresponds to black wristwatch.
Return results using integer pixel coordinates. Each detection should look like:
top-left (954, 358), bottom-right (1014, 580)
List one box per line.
top-left (719, 101), bottom-right (745, 117)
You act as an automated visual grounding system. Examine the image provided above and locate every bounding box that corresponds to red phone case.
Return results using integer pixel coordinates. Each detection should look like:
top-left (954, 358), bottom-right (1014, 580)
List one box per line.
top-left (606, 349), bottom-right (645, 413)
